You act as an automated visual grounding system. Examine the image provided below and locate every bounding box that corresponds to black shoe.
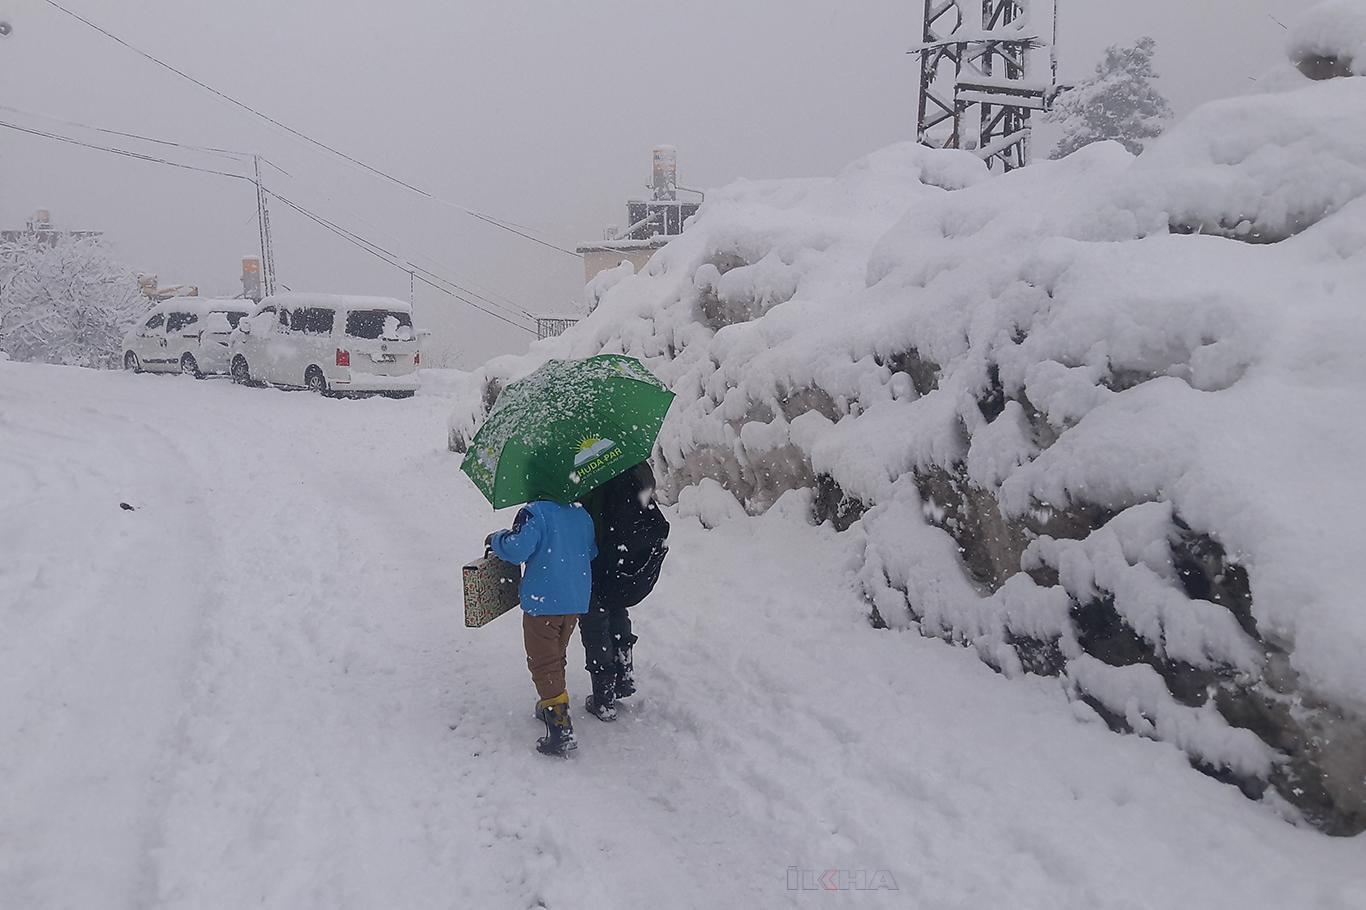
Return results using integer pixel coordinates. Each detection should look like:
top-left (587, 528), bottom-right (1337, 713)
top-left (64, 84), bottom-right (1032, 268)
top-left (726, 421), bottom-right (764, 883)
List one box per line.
top-left (536, 700), bottom-right (577, 756)
top-left (614, 643), bottom-right (637, 699)
top-left (585, 673), bottom-right (618, 722)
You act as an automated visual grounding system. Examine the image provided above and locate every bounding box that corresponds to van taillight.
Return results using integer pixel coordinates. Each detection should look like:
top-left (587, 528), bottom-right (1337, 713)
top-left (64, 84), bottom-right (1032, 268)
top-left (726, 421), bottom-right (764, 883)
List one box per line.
top-left (336, 349), bottom-right (350, 367)
top-left (414, 351), bottom-right (421, 366)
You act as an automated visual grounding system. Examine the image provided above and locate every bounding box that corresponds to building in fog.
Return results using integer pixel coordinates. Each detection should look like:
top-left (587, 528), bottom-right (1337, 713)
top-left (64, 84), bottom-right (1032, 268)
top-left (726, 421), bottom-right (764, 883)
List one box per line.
top-left (1, 209), bottom-right (102, 248)
top-left (577, 146), bottom-right (701, 285)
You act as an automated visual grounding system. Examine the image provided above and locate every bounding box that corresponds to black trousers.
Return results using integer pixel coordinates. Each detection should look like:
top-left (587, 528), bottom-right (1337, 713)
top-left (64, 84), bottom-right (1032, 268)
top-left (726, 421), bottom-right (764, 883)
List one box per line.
top-left (580, 596), bottom-right (636, 675)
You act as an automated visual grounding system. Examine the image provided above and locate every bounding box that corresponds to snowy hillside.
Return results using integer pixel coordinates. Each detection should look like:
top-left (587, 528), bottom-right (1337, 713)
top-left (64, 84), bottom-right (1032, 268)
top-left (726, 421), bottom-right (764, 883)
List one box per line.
top-left (451, 68), bottom-right (1366, 830)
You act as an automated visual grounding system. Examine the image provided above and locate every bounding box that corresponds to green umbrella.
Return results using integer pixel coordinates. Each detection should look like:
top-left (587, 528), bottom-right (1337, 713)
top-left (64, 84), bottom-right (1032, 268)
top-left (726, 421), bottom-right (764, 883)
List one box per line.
top-left (461, 354), bottom-right (674, 509)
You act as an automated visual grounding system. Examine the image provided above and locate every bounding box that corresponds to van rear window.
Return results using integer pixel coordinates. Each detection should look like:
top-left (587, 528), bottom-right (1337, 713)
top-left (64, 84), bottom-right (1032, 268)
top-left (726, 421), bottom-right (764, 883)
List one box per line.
top-left (291, 307), bottom-right (335, 335)
top-left (345, 310), bottom-right (413, 339)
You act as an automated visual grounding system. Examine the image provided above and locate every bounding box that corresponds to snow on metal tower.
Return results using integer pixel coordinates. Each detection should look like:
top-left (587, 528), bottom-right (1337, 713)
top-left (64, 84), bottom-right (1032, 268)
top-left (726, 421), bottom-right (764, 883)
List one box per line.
top-left (915, 0), bottom-right (1057, 171)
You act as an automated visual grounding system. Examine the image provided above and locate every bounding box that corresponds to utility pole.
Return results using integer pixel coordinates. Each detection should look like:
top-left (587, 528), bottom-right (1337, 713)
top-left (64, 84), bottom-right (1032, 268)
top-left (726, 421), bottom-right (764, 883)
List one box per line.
top-left (1051, 0), bottom-right (1061, 90)
top-left (409, 269), bottom-right (415, 307)
top-left (253, 155), bottom-right (277, 297)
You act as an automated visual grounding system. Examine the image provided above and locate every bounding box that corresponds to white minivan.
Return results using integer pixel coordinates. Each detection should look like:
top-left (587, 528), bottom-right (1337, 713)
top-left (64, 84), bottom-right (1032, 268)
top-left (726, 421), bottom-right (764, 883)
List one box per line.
top-left (229, 293), bottom-right (421, 397)
top-left (122, 298), bottom-right (253, 377)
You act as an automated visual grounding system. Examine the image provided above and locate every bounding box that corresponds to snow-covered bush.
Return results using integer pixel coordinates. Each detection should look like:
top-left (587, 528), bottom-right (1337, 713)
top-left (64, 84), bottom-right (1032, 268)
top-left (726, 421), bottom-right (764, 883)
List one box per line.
top-left (451, 74), bottom-right (1366, 833)
top-left (1048, 36), bottom-right (1173, 158)
top-left (0, 237), bottom-right (145, 368)
top-left (581, 259), bottom-right (635, 316)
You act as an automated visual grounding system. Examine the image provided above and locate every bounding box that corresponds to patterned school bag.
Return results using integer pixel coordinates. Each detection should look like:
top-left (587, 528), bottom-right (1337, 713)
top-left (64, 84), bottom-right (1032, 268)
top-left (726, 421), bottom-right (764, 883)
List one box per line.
top-left (462, 554), bottom-right (521, 628)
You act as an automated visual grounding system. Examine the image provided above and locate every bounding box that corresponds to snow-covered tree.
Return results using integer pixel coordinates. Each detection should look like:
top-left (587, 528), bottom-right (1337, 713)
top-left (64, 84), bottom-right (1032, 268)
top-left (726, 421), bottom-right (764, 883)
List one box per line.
top-left (1048, 36), bottom-right (1174, 159)
top-left (0, 236), bottom-right (146, 368)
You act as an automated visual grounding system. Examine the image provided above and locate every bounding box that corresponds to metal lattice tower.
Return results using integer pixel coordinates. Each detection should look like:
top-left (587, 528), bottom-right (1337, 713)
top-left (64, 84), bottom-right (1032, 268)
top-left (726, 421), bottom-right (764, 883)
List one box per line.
top-left (916, 1), bottom-right (1057, 171)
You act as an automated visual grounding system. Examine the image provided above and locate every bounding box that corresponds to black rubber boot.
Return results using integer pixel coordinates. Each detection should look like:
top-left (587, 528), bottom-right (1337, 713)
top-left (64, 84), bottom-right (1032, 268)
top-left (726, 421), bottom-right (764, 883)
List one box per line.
top-left (585, 672), bottom-right (618, 722)
top-left (614, 639), bottom-right (637, 699)
top-left (536, 697), bottom-right (577, 757)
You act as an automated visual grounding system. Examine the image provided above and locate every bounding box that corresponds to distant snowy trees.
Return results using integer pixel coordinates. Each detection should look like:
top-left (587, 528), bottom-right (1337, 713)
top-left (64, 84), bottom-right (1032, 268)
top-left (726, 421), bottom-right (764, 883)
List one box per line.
top-left (1048, 36), bottom-right (1174, 159)
top-left (0, 237), bottom-right (146, 368)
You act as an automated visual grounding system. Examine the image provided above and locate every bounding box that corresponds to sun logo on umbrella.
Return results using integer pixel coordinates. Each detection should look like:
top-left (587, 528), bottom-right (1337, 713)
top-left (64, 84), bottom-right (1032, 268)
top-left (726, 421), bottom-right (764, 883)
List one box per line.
top-left (574, 435), bottom-right (617, 467)
top-left (468, 446), bottom-right (498, 481)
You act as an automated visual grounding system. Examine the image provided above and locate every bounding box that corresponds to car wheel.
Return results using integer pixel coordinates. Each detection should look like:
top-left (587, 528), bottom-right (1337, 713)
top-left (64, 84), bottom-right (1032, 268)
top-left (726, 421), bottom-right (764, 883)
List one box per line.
top-left (231, 356), bottom-right (252, 385)
top-left (180, 353), bottom-right (202, 379)
top-left (124, 351), bottom-right (142, 373)
top-left (305, 366), bottom-right (329, 396)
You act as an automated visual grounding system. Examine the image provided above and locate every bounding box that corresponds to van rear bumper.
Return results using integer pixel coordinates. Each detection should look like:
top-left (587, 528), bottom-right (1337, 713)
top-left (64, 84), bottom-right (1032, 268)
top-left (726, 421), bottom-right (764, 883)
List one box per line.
top-left (330, 370), bottom-right (421, 393)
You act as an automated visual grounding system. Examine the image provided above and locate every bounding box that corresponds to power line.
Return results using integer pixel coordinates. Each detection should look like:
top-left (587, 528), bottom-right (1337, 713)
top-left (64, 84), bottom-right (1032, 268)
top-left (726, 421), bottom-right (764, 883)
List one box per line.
top-left (0, 119), bottom-right (252, 183)
top-left (0, 102), bottom-right (250, 161)
top-left (264, 189), bottom-right (537, 334)
top-left (0, 101), bottom-right (293, 177)
top-left (266, 169), bottom-right (536, 320)
top-left (372, 233), bottom-right (535, 326)
top-left (40, 0), bottom-right (582, 258)
top-left (4, 102), bottom-right (516, 311)
top-left (406, 256), bottom-right (536, 326)
top-left (3, 114), bottom-right (540, 330)
top-left (465, 211), bottom-right (582, 259)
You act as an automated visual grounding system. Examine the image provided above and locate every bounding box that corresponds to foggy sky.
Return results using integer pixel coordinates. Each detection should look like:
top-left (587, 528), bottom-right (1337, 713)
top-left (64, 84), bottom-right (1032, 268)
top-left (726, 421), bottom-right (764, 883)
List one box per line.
top-left (0, 0), bottom-right (1318, 367)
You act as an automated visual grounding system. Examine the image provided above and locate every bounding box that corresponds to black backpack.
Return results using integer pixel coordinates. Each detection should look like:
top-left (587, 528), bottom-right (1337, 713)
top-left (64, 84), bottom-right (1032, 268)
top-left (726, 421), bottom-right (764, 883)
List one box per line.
top-left (585, 462), bottom-right (670, 609)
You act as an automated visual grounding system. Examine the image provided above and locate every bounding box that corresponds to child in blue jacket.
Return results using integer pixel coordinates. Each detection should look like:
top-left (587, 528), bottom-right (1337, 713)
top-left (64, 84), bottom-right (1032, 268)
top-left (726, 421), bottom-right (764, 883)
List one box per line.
top-left (488, 499), bottom-right (597, 756)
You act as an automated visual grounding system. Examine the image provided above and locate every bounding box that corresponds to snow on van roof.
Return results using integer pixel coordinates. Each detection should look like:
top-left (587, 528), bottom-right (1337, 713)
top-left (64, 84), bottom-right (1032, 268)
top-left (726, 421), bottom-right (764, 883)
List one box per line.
top-left (153, 297), bottom-right (252, 316)
top-left (261, 292), bottom-right (413, 313)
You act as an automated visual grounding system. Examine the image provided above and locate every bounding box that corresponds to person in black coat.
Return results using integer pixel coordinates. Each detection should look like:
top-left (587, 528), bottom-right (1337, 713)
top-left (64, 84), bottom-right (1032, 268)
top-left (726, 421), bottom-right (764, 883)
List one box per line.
top-left (578, 460), bottom-right (669, 721)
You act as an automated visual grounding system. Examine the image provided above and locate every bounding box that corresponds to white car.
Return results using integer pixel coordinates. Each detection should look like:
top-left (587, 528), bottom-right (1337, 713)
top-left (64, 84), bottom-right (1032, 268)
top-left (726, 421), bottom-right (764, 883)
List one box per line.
top-left (228, 293), bottom-right (421, 397)
top-left (122, 298), bottom-right (253, 377)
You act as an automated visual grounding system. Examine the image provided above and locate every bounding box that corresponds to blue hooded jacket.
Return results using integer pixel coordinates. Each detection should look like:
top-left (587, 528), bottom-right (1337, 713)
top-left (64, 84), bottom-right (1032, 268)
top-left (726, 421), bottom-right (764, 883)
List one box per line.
top-left (489, 500), bottom-right (597, 616)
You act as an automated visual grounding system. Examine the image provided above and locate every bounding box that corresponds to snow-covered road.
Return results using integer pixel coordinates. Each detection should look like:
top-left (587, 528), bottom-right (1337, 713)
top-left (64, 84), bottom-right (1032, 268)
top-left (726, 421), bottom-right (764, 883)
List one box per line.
top-left (2, 362), bottom-right (1362, 909)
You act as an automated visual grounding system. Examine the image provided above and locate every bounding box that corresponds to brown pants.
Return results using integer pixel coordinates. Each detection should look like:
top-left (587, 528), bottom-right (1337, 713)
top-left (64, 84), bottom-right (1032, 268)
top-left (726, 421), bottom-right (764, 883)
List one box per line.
top-left (523, 614), bottom-right (578, 701)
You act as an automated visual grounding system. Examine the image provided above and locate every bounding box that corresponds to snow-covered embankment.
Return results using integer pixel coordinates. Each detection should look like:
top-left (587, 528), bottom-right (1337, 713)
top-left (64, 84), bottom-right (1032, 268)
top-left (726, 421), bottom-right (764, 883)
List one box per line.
top-left (451, 43), bottom-right (1366, 833)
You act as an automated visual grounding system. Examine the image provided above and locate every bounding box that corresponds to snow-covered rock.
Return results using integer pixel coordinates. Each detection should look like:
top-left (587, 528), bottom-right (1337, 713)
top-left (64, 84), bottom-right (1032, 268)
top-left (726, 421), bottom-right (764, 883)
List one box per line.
top-left (1289, 0), bottom-right (1366, 79)
top-left (1125, 76), bottom-right (1366, 242)
top-left (675, 478), bottom-right (747, 529)
top-left (451, 76), bottom-right (1366, 833)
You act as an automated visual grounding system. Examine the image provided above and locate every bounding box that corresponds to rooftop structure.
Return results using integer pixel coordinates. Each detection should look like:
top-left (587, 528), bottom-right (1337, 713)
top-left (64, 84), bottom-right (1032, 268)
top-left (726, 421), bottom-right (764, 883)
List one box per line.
top-left (577, 146), bottom-right (703, 285)
top-left (1, 209), bottom-right (103, 248)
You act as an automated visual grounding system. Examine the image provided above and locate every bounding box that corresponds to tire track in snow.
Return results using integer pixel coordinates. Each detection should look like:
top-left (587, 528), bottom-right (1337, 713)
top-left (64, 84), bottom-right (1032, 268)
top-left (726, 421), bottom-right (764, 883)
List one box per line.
top-left (128, 388), bottom-right (506, 907)
top-left (0, 372), bottom-right (221, 910)
top-left (139, 395), bottom-right (360, 907)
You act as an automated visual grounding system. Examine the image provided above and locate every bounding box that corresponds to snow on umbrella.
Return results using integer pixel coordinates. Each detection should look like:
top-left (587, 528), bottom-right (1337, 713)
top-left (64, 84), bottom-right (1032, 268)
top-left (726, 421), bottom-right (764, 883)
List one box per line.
top-left (460, 354), bottom-right (674, 509)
